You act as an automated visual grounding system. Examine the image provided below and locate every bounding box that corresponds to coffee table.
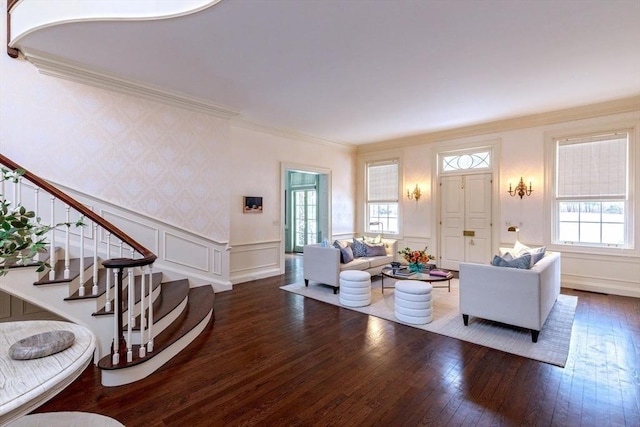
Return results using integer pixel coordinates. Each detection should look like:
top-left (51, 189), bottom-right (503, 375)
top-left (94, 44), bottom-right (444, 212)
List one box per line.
top-left (381, 266), bottom-right (454, 294)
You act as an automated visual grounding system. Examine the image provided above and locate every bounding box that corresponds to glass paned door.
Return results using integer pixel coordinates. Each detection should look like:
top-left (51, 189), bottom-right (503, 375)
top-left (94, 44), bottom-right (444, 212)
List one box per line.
top-left (293, 189), bottom-right (317, 252)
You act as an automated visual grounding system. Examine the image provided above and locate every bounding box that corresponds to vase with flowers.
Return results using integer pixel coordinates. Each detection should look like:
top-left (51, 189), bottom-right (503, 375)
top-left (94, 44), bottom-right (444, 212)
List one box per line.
top-left (398, 246), bottom-right (435, 276)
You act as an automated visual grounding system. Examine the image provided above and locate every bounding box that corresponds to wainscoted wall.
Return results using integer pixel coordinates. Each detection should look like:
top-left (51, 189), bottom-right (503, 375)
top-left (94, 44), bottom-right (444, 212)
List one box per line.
top-left (228, 125), bottom-right (355, 284)
top-left (358, 107), bottom-right (640, 298)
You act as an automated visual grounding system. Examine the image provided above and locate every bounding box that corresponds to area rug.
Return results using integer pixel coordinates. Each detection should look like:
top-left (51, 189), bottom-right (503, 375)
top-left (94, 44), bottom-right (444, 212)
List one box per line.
top-left (280, 278), bottom-right (577, 367)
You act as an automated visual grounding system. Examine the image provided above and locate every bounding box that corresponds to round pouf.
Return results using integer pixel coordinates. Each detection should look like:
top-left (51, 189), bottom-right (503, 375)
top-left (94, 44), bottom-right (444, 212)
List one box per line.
top-left (394, 280), bottom-right (433, 324)
top-left (339, 270), bottom-right (372, 307)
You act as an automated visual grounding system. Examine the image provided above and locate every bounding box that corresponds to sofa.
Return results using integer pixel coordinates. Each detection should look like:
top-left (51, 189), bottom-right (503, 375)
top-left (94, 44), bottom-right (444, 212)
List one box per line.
top-left (459, 249), bottom-right (561, 342)
top-left (303, 238), bottom-right (397, 294)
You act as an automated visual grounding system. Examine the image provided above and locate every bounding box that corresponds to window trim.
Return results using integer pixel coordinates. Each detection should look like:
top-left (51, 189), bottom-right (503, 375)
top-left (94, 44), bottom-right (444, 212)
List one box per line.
top-left (545, 122), bottom-right (637, 255)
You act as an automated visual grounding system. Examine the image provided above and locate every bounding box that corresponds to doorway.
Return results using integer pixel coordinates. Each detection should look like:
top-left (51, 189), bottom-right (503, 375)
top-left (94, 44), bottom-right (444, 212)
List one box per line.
top-left (436, 147), bottom-right (496, 271)
top-left (282, 166), bottom-right (330, 256)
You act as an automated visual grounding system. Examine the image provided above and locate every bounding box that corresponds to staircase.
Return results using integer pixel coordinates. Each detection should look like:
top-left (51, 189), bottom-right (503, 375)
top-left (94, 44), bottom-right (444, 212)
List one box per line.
top-left (0, 154), bottom-right (215, 387)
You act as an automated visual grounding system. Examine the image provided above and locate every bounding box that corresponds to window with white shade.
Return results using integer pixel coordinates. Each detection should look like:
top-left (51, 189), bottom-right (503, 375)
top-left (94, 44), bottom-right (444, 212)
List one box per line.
top-left (366, 160), bottom-right (399, 235)
top-left (553, 131), bottom-right (632, 248)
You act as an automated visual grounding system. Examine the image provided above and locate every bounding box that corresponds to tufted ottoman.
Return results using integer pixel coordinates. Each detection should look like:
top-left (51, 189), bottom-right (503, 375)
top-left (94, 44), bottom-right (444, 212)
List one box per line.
top-left (339, 270), bottom-right (372, 307)
top-left (394, 280), bottom-right (433, 324)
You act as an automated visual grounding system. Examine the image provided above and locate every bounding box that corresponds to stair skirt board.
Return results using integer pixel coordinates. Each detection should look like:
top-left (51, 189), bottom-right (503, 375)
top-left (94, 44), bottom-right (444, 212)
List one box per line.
top-left (100, 308), bottom-right (213, 387)
top-left (129, 295), bottom-right (188, 343)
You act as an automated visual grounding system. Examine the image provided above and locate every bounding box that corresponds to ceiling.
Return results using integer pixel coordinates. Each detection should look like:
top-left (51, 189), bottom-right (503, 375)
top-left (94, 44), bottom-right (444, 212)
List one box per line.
top-left (10, 0), bottom-right (640, 145)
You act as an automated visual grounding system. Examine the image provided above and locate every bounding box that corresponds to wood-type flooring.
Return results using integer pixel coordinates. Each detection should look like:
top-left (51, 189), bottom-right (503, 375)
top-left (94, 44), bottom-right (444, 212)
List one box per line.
top-left (33, 254), bottom-right (640, 426)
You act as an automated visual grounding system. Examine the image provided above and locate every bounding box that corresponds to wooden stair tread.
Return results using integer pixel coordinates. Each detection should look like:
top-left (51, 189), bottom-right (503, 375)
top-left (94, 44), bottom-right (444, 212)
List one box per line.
top-left (33, 257), bottom-right (94, 285)
top-left (97, 285), bottom-right (214, 370)
top-left (130, 279), bottom-right (190, 331)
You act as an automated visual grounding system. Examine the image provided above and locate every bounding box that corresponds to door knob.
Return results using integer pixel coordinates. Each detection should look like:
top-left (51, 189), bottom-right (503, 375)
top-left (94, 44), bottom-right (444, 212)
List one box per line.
top-left (469, 239), bottom-right (475, 245)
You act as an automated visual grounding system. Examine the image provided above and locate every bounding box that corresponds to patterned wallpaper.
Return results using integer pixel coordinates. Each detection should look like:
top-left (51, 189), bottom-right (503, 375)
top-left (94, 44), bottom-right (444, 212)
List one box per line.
top-left (0, 41), bottom-right (231, 242)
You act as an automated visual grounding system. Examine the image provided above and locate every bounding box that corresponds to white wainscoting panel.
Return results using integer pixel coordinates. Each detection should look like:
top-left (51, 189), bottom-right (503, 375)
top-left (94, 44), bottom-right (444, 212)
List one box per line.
top-left (164, 232), bottom-right (209, 272)
top-left (102, 210), bottom-right (160, 253)
top-left (230, 240), bottom-right (281, 284)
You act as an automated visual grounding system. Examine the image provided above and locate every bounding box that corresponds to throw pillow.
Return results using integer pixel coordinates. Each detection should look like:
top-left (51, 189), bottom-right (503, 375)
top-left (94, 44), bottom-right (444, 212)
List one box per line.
top-left (513, 241), bottom-right (531, 257)
top-left (363, 234), bottom-right (382, 244)
top-left (352, 238), bottom-right (368, 258)
top-left (333, 240), bottom-right (347, 249)
top-left (529, 246), bottom-right (547, 266)
top-left (364, 242), bottom-right (386, 257)
top-left (340, 245), bottom-right (354, 264)
top-left (491, 254), bottom-right (532, 269)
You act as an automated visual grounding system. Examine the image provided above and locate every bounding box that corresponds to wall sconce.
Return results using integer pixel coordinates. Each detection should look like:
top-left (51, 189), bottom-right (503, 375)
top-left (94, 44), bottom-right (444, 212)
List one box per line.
top-left (407, 184), bottom-right (422, 202)
top-left (508, 177), bottom-right (533, 199)
top-left (507, 225), bottom-right (519, 241)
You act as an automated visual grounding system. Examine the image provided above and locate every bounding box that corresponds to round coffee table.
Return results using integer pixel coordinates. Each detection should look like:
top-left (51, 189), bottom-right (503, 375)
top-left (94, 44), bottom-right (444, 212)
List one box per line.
top-left (381, 266), bottom-right (454, 294)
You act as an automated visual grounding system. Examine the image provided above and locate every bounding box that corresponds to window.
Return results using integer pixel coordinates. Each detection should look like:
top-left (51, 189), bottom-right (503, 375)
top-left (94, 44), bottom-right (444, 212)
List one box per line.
top-left (366, 160), bottom-right (398, 234)
top-left (553, 131), bottom-right (631, 248)
top-left (441, 150), bottom-right (491, 173)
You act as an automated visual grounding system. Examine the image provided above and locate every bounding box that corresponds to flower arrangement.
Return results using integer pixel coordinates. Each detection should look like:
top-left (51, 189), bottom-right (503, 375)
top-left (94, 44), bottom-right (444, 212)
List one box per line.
top-left (398, 246), bottom-right (435, 272)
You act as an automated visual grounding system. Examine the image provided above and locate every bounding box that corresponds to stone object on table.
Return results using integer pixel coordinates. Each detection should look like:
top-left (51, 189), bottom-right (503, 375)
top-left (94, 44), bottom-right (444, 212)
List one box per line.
top-left (9, 330), bottom-right (75, 360)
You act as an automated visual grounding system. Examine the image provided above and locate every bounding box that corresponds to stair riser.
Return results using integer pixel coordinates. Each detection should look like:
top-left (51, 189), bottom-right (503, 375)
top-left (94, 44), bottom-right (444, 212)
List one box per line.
top-left (129, 296), bottom-right (188, 342)
top-left (101, 308), bottom-right (213, 387)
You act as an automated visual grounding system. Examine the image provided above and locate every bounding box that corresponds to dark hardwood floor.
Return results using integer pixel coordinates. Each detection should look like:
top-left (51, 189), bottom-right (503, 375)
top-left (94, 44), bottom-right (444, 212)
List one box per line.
top-left (34, 253), bottom-right (640, 426)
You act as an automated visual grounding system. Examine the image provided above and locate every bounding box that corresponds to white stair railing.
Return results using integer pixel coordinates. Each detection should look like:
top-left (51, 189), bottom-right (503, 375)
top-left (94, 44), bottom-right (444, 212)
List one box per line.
top-left (1, 154), bottom-right (157, 369)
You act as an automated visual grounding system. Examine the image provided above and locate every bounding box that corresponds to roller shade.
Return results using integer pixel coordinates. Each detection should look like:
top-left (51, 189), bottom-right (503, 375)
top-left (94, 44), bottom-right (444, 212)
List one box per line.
top-left (557, 133), bottom-right (628, 199)
top-left (367, 160), bottom-right (398, 202)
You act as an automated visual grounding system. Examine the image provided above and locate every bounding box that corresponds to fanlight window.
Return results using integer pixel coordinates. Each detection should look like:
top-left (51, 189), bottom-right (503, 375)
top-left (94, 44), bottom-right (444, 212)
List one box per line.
top-left (441, 151), bottom-right (491, 172)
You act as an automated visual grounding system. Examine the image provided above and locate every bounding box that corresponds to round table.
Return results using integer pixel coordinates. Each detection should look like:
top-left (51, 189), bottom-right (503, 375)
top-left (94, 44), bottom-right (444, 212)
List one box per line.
top-left (381, 266), bottom-right (454, 294)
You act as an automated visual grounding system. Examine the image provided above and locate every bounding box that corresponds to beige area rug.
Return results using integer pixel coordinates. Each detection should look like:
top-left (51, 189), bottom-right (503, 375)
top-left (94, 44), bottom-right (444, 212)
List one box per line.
top-left (281, 278), bottom-right (577, 367)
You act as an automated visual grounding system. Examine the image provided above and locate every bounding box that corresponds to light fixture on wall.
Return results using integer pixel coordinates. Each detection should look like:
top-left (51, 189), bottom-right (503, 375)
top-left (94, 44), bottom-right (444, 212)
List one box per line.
top-left (508, 177), bottom-right (533, 199)
top-left (407, 184), bottom-right (422, 202)
top-left (507, 225), bottom-right (520, 241)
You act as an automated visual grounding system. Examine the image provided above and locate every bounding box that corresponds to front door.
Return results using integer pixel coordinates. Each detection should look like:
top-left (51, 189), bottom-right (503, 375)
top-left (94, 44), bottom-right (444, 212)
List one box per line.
top-left (440, 173), bottom-right (492, 270)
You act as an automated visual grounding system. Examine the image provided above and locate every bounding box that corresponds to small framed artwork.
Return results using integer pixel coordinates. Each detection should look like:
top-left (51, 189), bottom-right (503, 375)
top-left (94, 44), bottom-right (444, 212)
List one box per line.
top-left (243, 196), bottom-right (263, 213)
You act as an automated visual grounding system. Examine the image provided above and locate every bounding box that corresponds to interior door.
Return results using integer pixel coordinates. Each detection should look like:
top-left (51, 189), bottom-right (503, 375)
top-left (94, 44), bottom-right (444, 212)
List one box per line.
top-left (292, 189), bottom-right (317, 252)
top-left (440, 173), bottom-right (492, 270)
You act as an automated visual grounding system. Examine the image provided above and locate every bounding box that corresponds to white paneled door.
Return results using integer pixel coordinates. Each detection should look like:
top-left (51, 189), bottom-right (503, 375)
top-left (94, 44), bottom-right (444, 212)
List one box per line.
top-left (440, 173), bottom-right (492, 270)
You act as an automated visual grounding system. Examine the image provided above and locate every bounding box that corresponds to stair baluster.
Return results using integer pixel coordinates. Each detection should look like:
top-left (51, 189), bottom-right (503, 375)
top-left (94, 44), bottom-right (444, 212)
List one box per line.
top-left (32, 188), bottom-right (40, 262)
top-left (48, 196), bottom-right (56, 281)
top-left (63, 205), bottom-right (70, 279)
top-left (147, 264), bottom-right (154, 352)
top-left (126, 266), bottom-right (134, 363)
top-left (139, 269), bottom-right (147, 358)
top-left (92, 223), bottom-right (99, 295)
top-left (78, 222), bottom-right (85, 296)
top-left (105, 232), bottom-right (112, 312)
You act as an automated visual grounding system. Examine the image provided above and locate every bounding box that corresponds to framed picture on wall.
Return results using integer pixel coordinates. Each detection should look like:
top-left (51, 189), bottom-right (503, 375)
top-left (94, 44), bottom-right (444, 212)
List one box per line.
top-left (243, 196), bottom-right (263, 213)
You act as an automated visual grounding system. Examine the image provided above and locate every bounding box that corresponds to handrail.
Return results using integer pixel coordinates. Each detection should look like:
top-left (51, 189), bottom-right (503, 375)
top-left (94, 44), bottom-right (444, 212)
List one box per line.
top-left (0, 153), bottom-right (157, 267)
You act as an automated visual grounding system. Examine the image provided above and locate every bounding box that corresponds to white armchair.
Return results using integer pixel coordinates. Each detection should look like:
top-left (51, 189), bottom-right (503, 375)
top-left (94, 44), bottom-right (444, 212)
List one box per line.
top-left (459, 251), bottom-right (561, 342)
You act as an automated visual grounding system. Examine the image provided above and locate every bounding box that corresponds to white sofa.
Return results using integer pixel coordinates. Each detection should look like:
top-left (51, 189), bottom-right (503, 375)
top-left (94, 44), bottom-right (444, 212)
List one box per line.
top-left (303, 239), bottom-right (397, 294)
top-left (459, 251), bottom-right (561, 342)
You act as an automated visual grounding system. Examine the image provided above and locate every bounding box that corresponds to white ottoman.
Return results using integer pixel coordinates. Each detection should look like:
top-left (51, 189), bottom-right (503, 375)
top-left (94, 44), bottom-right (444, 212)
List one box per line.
top-left (394, 280), bottom-right (433, 324)
top-left (339, 270), bottom-right (372, 307)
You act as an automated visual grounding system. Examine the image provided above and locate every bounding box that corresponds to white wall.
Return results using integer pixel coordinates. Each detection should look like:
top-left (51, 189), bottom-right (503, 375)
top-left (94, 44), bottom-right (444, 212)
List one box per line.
top-left (358, 108), bottom-right (640, 297)
top-left (228, 125), bottom-right (355, 283)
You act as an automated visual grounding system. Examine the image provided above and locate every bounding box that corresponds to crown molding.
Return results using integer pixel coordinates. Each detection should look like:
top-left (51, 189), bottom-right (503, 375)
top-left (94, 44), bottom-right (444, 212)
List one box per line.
top-left (230, 117), bottom-right (355, 152)
top-left (358, 95), bottom-right (640, 153)
top-left (22, 49), bottom-right (240, 119)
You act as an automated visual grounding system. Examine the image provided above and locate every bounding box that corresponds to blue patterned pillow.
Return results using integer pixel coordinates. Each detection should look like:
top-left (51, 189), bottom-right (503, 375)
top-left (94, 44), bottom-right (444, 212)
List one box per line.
top-left (491, 254), bottom-right (531, 269)
top-left (352, 238), bottom-right (368, 258)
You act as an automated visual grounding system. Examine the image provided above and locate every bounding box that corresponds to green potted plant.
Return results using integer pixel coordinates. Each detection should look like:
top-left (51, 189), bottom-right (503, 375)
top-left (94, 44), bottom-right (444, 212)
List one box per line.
top-left (0, 167), bottom-right (83, 276)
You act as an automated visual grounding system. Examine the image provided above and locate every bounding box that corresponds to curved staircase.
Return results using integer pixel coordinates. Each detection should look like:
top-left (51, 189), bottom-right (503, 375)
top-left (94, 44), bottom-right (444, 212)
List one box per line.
top-left (0, 154), bottom-right (215, 387)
